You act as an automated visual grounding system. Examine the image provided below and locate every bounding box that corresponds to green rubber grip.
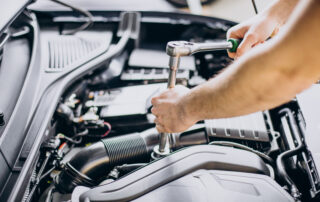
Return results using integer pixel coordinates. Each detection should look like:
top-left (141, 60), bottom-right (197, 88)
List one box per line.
top-left (228, 38), bottom-right (241, 53)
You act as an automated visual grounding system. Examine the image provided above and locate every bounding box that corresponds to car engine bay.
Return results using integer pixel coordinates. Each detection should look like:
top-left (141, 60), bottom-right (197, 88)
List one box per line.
top-left (1, 2), bottom-right (320, 202)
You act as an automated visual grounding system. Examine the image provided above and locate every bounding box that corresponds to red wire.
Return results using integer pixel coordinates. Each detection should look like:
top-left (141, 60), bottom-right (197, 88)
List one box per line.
top-left (58, 142), bottom-right (67, 151)
top-left (102, 122), bottom-right (112, 137)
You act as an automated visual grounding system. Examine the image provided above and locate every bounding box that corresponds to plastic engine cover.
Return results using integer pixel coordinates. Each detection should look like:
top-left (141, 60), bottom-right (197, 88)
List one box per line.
top-left (78, 145), bottom-right (277, 201)
top-left (132, 170), bottom-right (293, 202)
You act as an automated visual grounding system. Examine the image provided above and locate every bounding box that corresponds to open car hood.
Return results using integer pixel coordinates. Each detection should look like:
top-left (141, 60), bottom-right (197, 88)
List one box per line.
top-left (0, 0), bottom-right (32, 35)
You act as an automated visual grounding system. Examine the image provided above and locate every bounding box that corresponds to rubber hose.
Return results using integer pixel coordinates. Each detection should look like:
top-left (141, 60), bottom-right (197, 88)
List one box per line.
top-left (55, 130), bottom-right (158, 193)
top-left (55, 127), bottom-right (208, 193)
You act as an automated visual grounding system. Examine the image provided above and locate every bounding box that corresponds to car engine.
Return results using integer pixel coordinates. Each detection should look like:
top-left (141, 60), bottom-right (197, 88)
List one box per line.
top-left (1, 2), bottom-right (320, 202)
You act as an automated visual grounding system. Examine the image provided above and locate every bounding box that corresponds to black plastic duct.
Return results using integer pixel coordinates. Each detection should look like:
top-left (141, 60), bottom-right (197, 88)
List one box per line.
top-left (55, 126), bottom-right (211, 193)
top-left (55, 128), bottom-right (160, 193)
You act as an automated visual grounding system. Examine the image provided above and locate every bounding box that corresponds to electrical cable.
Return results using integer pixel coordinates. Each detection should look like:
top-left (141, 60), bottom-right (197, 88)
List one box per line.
top-left (50, 0), bottom-right (94, 35)
top-left (251, 0), bottom-right (258, 14)
top-left (57, 133), bottom-right (82, 144)
top-left (209, 141), bottom-right (274, 166)
top-left (73, 128), bottom-right (89, 138)
top-left (25, 152), bottom-right (52, 202)
top-left (102, 122), bottom-right (112, 137)
top-left (40, 167), bottom-right (55, 181)
top-left (81, 122), bottom-right (112, 138)
top-left (58, 142), bottom-right (67, 151)
top-left (276, 108), bottom-right (304, 200)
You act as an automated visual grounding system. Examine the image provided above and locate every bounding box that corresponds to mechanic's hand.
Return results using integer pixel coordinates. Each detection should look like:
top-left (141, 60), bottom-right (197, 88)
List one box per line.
top-left (151, 85), bottom-right (197, 133)
top-left (227, 14), bottom-right (279, 59)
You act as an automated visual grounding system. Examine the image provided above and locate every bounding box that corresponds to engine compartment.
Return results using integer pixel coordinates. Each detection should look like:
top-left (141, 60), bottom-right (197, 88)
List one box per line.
top-left (10, 9), bottom-right (320, 202)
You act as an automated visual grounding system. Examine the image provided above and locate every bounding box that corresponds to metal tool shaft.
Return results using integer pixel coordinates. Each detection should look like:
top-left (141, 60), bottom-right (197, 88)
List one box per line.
top-left (158, 132), bottom-right (169, 153)
top-left (192, 41), bottom-right (233, 53)
top-left (158, 56), bottom-right (180, 153)
top-left (166, 41), bottom-right (234, 57)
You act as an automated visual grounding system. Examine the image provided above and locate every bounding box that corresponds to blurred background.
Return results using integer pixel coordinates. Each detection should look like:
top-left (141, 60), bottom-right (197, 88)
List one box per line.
top-left (31, 0), bottom-right (275, 23)
top-left (186, 0), bottom-right (273, 22)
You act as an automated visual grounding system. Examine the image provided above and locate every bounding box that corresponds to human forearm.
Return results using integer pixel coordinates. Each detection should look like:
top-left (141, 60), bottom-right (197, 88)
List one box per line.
top-left (151, 0), bottom-right (320, 133)
top-left (264, 0), bottom-right (299, 26)
top-left (182, 47), bottom-right (301, 121)
top-left (182, 0), bottom-right (320, 121)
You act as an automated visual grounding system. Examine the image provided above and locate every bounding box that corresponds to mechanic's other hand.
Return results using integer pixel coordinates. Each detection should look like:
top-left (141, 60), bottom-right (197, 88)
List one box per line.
top-left (151, 85), bottom-right (196, 133)
top-left (227, 14), bottom-right (279, 58)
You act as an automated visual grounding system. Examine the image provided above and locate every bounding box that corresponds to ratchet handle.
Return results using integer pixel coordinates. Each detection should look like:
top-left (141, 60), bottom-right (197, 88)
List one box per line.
top-left (228, 38), bottom-right (241, 53)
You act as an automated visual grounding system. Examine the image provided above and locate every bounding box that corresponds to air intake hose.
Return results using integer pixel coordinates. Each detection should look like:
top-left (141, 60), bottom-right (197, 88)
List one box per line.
top-left (55, 126), bottom-right (208, 193)
top-left (55, 128), bottom-right (159, 193)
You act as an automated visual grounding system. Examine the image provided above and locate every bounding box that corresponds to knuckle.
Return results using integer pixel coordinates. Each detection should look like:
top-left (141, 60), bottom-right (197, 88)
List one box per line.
top-left (156, 116), bottom-right (161, 123)
top-left (226, 29), bottom-right (236, 39)
top-left (237, 48), bottom-right (244, 56)
top-left (156, 125), bottom-right (162, 133)
top-left (227, 24), bottom-right (246, 38)
top-left (226, 30), bottom-right (232, 38)
top-left (246, 32), bottom-right (257, 42)
top-left (151, 97), bottom-right (157, 105)
top-left (163, 89), bottom-right (171, 95)
top-left (227, 52), bottom-right (236, 58)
